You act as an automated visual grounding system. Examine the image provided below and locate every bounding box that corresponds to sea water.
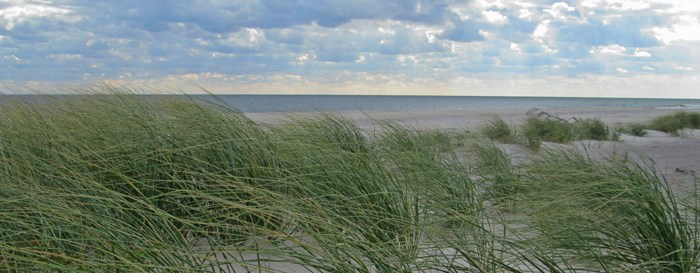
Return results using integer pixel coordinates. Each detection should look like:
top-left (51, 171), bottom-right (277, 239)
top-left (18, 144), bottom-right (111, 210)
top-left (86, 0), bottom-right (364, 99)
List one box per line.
top-left (207, 95), bottom-right (700, 113)
top-left (5, 95), bottom-right (699, 113)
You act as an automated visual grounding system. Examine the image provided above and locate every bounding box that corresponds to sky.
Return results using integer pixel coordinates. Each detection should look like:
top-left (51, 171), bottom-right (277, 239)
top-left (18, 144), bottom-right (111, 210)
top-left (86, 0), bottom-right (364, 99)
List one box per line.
top-left (1, 0), bottom-right (699, 98)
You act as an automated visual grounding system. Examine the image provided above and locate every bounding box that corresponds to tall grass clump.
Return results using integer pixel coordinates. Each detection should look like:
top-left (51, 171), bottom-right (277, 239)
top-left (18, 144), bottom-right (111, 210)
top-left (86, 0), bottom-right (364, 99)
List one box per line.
top-left (480, 117), bottom-right (520, 144)
top-left (573, 118), bottom-right (619, 141)
top-left (521, 116), bottom-right (575, 148)
top-left (648, 111), bottom-right (700, 134)
top-left (621, 122), bottom-right (648, 137)
top-left (469, 142), bottom-right (520, 207)
top-left (522, 114), bottom-right (618, 148)
top-left (520, 148), bottom-right (700, 272)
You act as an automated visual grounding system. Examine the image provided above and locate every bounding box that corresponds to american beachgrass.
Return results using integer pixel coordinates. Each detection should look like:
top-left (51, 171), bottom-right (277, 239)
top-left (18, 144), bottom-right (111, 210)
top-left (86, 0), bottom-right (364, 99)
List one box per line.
top-left (648, 111), bottom-right (700, 134)
top-left (480, 114), bottom-right (619, 149)
top-left (0, 89), bottom-right (698, 272)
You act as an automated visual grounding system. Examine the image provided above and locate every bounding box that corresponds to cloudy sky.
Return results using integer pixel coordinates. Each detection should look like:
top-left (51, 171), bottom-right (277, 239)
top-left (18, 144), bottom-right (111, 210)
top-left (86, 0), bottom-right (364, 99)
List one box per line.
top-left (1, 0), bottom-right (699, 98)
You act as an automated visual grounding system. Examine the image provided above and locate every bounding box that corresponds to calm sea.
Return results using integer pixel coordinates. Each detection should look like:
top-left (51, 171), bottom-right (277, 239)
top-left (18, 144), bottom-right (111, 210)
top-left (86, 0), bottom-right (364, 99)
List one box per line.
top-left (203, 95), bottom-right (700, 113)
top-left (5, 95), bottom-right (699, 113)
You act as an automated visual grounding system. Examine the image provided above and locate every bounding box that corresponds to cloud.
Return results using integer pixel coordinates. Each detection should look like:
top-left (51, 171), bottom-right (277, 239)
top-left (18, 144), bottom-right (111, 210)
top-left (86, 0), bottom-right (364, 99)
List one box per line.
top-left (650, 14), bottom-right (700, 43)
top-left (0, 0), bottom-right (698, 98)
top-left (482, 10), bottom-right (509, 25)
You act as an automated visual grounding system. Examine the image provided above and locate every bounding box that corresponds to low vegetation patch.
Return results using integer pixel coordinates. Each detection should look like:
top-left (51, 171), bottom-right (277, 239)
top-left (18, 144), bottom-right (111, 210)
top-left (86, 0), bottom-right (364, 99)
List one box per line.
top-left (620, 122), bottom-right (648, 136)
top-left (480, 110), bottom-right (618, 149)
top-left (480, 116), bottom-right (520, 143)
top-left (648, 111), bottom-right (700, 134)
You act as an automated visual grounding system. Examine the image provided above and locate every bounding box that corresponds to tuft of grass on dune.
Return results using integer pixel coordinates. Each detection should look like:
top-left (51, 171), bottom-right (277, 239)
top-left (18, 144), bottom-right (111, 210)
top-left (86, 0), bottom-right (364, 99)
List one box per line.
top-left (619, 122), bottom-right (648, 137)
top-left (517, 148), bottom-right (699, 272)
top-left (480, 117), bottom-right (522, 144)
top-left (615, 111), bottom-right (699, 137)
top-left (521, 116), bottom-right (618, 148)
top-left (479, 112), bottom-right (619, 150)
top-left (648, 111), bottom-right (700, 135)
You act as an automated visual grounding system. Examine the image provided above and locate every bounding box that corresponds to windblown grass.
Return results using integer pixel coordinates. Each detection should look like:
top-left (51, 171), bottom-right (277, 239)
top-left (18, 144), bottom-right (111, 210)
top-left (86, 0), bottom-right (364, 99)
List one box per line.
top-left (0, 89), bottom-right (697, 272)
top-left (620, 122), bottom-right (648, 137)
top-left (480, 117), bottom-right (520, 144)
top-left (648, 111), bottom-right (700, 135)
top-left (522, 116), bottom-right (618, 148)
top-left (520, 148), bottom-right (699, 272)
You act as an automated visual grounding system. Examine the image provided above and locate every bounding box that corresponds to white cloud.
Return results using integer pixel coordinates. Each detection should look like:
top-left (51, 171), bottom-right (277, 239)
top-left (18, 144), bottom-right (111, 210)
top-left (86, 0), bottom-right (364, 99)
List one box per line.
top-left (3, 54), bottom-right (28, 64)
top-left (616, 67), bottom-right (628, 73)
top-left (517, 8), bottom-right (534, 21)
top-left (532, 20), bottom-right (557, 53)
top-left (224, 28), bottom-right (265, 48)
top-left (482, 10), bottom-right (508, 25)
top-left (475, 0), bottom-right (507, 9)
top-left (510, 43), bottom-right (521, 53)
top-left (647, 0), bottom-right (700, 13)
top-left (544, 2), bottom-right (582, 22)
top-left (581, 0), bottom-right (651, 11)
top-left (0, 3), bottom-right (81, 30)
top-left (650, 15), bottom-right (700, 43)
top-left (532, 20), bottom-right (549, 39)
top-left (591, 44), bottom-right (627, 55)
top-left (46, 54), bottom-right (82, 61)
top-left (633, 49), bottom-right (651, 57)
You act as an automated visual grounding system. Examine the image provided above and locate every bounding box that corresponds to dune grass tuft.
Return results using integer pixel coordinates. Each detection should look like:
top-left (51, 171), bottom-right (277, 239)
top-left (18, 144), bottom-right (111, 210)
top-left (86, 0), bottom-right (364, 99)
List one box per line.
top-left (480, 117), bottom-right (520, 144)
top-left (648, 111), bottom-right (700, 134)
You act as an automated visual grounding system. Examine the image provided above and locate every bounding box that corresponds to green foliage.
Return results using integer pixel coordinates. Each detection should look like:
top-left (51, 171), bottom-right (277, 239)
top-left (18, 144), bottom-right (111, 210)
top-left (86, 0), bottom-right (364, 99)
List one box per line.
top-left (522, 116), bottom-right (618, 148)
top-left (520, 149), bottom-right (699, 272)
top-left (522, 116), bottom-right (576, 148)
top-left (0, 89), bottom-right (697, 272)
top-left (480, 117), bottom-right (521, 144)
top-left (574, 118), bottom-right (613, 140)
top-left (622, 122), bottom-right (649, 136)
top-left (648, 111), bottom-right (700, 134)
top-left (470, 142), bottom-right (520, 207)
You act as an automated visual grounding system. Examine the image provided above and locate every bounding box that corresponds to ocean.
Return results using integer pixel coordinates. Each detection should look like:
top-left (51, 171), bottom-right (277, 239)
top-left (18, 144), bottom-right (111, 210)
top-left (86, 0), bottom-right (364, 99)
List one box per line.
top-left (205, 95), bottom-right (700, 113)
top-left (5, 95), bottom-right (699, 113)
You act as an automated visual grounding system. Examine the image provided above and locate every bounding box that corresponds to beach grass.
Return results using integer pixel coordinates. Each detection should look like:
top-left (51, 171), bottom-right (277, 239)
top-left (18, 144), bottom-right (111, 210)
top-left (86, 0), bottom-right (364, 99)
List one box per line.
top-left (648, 111), bottom-right (700, 135)
top-left (481, 114), bottom-right (618, 149)
top-left (0, 89), bottom-right (698, 272)
top-left (480, 117), bottom-right (520, 144)
top-left (620, 122), bottom-right (648, 137)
